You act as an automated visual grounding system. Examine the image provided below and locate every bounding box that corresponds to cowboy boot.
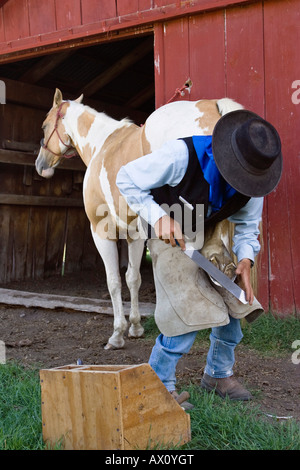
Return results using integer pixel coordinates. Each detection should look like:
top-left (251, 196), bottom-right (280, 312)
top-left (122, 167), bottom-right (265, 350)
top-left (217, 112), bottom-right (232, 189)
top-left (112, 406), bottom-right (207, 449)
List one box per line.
top-left (201, 373), bottom-right (252, 401)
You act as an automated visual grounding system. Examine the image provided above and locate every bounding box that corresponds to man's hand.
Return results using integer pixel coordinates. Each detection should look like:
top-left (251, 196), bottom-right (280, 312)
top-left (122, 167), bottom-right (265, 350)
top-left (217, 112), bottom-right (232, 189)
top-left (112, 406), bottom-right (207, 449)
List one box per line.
top-left (154, 215), bottom-right (186, 250)
top-left (235, 258), bottom-right (254, 305)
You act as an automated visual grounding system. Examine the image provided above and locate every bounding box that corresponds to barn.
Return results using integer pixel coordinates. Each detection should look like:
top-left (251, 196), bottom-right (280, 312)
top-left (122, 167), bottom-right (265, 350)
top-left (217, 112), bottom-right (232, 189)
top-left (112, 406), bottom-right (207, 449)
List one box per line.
top-left (0, 0), bottom-right (299, 317)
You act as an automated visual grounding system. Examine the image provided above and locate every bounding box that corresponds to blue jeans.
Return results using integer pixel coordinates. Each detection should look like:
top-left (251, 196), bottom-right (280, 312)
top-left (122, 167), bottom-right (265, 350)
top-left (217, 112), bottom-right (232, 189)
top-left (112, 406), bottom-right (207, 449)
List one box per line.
top-left (148, 316), bottom-right (243, 391)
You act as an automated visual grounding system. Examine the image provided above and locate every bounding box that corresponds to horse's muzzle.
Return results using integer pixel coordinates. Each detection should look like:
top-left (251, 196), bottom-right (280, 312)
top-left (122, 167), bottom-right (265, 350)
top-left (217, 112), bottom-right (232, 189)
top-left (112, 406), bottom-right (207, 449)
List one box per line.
top-left (35, 148), bottom-right (55, 179)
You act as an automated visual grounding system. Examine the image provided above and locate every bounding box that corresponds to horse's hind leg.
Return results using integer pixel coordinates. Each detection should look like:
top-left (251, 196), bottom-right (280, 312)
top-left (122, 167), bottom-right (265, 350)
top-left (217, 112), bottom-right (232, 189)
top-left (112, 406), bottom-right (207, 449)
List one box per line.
top-left (126, 238), bottom-right (145, 339)
top-left (91, 231), bottom-right (127, 349)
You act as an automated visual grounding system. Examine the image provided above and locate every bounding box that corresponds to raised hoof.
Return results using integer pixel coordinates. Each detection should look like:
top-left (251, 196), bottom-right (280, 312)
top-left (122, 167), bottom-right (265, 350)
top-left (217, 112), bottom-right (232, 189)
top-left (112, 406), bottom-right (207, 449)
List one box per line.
top-left (128, 326), bottom-right (144, 339)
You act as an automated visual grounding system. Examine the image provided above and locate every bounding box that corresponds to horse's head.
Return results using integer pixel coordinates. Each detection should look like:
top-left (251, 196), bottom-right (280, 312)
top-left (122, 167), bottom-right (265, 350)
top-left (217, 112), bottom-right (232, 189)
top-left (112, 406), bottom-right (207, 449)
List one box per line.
top-left (35, 88), bottom-right (83, 178)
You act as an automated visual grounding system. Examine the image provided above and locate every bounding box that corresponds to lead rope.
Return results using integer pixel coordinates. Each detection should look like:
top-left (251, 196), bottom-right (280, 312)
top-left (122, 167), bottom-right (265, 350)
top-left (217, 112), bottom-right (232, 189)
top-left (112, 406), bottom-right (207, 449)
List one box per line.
top-left (140, 78), bottom-right (193, 127)
top-left (166, 78), bottom-right (193, 104)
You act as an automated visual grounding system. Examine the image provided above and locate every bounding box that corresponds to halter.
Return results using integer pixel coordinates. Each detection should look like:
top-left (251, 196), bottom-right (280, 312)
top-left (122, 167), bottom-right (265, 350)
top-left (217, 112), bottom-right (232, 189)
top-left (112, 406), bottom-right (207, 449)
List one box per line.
top-left (41, 102), bottom-right (77, 159)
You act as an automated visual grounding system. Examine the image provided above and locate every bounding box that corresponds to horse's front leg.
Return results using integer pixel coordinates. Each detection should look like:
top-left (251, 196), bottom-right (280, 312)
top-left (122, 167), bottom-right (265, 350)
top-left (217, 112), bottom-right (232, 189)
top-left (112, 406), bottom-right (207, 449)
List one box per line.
top-left (126, 238), bottom-right (145, 339)
top-left (91, 230), bottom-right (127, 349)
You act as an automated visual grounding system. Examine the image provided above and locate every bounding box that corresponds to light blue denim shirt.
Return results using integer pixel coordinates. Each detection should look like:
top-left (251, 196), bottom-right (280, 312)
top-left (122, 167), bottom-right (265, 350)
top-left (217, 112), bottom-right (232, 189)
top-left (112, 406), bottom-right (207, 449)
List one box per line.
top-left (116, 139), bottom-right (264, 263)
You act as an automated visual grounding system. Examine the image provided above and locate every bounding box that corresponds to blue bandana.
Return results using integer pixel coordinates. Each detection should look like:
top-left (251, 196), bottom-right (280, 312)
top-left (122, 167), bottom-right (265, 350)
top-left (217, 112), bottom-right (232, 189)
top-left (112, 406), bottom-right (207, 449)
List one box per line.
top-left (192, 135), bottom-right (236, 213)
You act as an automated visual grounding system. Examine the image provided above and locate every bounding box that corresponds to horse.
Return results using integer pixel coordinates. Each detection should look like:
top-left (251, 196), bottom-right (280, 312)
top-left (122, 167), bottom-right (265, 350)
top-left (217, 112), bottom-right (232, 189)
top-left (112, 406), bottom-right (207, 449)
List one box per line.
top-left (35, 89), bottom-right (243, 349)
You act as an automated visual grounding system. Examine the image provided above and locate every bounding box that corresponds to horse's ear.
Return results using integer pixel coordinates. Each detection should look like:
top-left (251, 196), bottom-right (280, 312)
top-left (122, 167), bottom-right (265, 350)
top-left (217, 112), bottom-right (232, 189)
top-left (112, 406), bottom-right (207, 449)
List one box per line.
top-left (53, 88), bottom-right (63, 108)
top-left (75, 93), bottom-right (84, 103)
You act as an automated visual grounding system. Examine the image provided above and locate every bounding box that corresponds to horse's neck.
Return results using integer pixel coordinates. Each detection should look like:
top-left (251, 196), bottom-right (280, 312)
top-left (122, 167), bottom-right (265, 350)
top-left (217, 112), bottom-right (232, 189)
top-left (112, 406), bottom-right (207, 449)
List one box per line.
top-left (65, 102), bottom-right (126, 166)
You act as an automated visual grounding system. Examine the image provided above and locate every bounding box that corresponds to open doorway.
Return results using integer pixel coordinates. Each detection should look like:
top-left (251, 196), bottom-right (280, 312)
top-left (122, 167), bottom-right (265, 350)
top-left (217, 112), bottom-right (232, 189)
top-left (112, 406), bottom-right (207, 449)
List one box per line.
top-left (0, 34), bottom-right (155, 287)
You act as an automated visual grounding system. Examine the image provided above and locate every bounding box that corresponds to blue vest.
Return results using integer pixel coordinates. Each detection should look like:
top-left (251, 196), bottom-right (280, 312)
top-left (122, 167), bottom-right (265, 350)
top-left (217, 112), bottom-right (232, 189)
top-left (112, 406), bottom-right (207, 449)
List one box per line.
top-left (192, 135), bottom-right (237, 214)
top-left (150, 137), bottom-right (250, 236)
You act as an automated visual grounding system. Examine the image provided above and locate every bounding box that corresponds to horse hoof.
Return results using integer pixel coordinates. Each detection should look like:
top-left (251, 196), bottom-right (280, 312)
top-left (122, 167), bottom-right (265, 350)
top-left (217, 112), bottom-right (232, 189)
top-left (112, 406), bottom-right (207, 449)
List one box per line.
top-left (104, 341), bottom-right (124, 350)
top-left (128, 326), bottom-right (144, 339)
top-left (128, 332), bottom-right (144, 339)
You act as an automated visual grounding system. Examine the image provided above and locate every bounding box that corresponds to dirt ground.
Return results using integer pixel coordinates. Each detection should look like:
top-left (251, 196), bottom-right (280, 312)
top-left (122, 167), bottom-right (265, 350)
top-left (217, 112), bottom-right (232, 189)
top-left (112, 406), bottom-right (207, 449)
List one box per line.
top-left (0, 263), bottom-right (299, 423)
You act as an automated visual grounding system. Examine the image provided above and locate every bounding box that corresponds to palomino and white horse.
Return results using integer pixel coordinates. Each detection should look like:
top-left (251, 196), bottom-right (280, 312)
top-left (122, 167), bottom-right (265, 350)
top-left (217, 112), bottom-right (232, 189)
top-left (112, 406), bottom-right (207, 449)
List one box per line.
top-left (35, 89), bottom-right (243, 349)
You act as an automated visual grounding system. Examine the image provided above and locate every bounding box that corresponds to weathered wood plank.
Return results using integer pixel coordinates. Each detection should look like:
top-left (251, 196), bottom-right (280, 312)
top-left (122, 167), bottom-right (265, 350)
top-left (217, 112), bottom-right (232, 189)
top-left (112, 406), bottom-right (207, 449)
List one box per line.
top-left (27, 0), bottom-right (56, 37)
top-left (0, 149), bottom-right (85, 171)
top-left (2, 139), bottom-right (39, 152)
top-left (225, 2), bottom-right (268, 309)
top-left (25, 206), bottom-right (48, 279)
top-left (189, 9), bottom-right (226, 100)
top-left (0, 194), bottom-right (84, 207)
top-left (55, 0), bottom-right (82, 30)
top-left (264, 0), bottom-right (300, 315)
top-left (0, 288), bottom-right (154, 317)
top-left (0, 207), bottom-right (11, 283)
top-left (154, 18), bottom-right (190, 108)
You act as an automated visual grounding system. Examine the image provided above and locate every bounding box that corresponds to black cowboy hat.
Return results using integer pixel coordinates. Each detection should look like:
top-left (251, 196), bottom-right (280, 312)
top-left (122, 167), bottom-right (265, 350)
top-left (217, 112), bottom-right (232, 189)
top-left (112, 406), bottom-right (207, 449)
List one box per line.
top-left (212, 109), bottom-right (282, 197)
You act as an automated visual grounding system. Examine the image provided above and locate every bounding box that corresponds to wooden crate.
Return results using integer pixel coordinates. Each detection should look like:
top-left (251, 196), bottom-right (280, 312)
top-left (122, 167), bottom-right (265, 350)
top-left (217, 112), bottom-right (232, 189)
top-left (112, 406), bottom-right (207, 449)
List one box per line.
top-left (40, 363), bottom-right (191, 450)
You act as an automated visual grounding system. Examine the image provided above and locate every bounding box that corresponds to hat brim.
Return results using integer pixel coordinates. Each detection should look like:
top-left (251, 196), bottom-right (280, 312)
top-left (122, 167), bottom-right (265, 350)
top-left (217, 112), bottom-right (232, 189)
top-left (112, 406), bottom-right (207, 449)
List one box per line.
top-left (212, 109), bottom-right (283, 197)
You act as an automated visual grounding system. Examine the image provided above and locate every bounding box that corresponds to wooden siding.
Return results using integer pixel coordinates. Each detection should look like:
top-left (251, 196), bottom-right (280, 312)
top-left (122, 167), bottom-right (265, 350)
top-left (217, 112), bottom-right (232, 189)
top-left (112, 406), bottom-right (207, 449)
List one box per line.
top-left (0, 0), bottom-right (298, 316)
top-left (0, 78), bottom-right (100, 283)
top-left (263, 1), bottom-right (300, 315)
top-left (0, 0), bottom-right (261, 59)
top-left (0, 158), bottom-right (100, 283)
top-left (154, 0), bottom-right (300, 315)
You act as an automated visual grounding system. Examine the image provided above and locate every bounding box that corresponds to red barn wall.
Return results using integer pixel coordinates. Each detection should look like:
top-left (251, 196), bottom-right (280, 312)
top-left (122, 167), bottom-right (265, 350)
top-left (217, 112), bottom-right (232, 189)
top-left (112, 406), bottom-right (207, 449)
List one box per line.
top-left (154, 1), bottom-right (300, 316)
top-left (0, 0), bottom-right (299, 316)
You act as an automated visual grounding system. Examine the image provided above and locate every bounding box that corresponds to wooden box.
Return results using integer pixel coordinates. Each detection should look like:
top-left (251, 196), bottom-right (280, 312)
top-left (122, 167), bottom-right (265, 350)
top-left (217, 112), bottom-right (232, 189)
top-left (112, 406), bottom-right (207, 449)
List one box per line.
top-left (40, 363), bottom-right (191, 450)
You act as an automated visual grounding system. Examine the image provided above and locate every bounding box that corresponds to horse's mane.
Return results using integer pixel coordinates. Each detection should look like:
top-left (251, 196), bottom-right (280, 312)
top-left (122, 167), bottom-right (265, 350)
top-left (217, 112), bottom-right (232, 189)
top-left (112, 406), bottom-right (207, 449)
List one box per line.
top-left (69, 100), bottom-right (133, 126)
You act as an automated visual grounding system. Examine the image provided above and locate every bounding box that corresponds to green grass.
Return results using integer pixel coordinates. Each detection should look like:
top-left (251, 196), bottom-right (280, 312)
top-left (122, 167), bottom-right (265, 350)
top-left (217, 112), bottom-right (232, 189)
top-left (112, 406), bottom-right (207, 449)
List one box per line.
top-left (143, 311), bottom-right (300, 356)
top-left (0, 362), bottom-right (44, 450)
top-left (0, 313), bottom-right (299, 450)
top-left (241, 313), bottom-right (300, 354)
top-left (143, 312), bottom-right (300, 450)
top-left (183, 388), bottom-right (300, 450)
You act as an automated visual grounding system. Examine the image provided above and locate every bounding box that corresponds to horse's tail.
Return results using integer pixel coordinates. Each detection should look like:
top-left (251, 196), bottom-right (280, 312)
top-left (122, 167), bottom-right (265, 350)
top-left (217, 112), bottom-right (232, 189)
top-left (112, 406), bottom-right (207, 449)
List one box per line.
top-left (216, 98), bottom-right (244, 116)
